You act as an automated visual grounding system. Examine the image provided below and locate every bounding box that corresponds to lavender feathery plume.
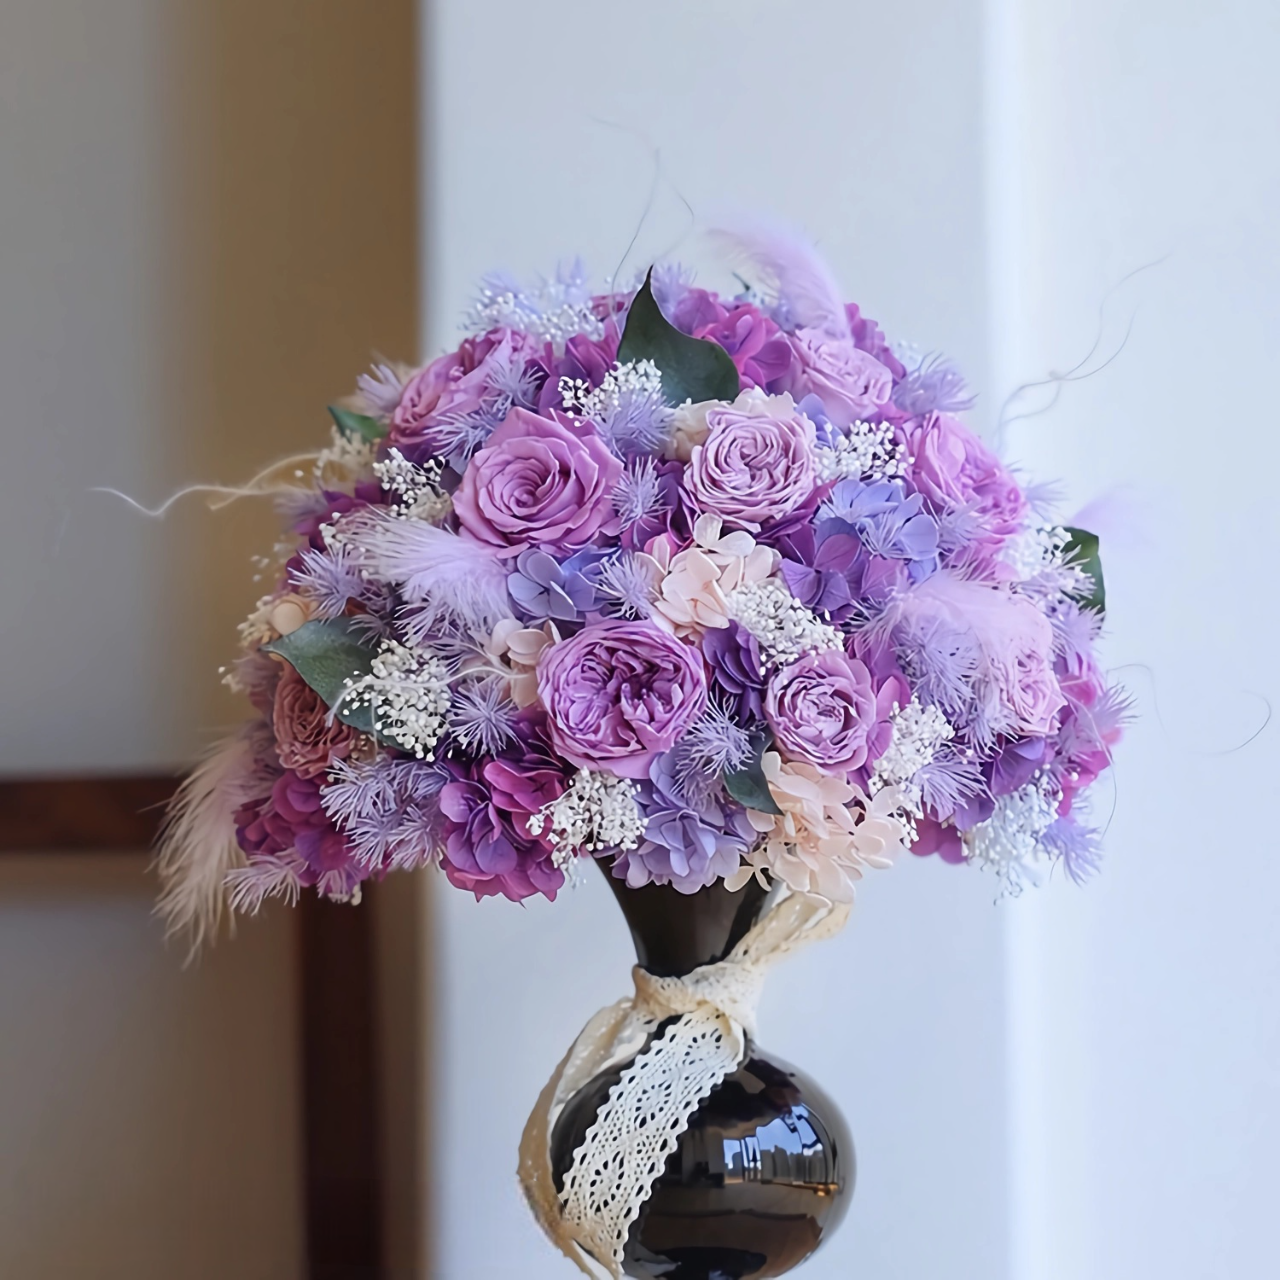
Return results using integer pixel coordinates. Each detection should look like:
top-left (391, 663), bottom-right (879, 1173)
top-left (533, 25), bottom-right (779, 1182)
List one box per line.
top-left (893, 353), bottom-right (976, 416)
top-left (344, 512), bottom-right (512, 634)
top-left (914, 749), bottom-right (987, 821)
top-left (322, 755), bottom-right (447, 870)
top-left (1040, 816), bottom-right (1104, 885)
top-left (448, 678), bottom-right (520, 756)
top-left (709, 219), bottom-right (849, 339)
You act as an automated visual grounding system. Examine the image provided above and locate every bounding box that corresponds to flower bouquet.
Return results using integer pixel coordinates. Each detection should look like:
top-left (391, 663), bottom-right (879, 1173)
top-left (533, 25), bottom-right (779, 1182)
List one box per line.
top-left (159, 228), bottom-right (1123, 1279)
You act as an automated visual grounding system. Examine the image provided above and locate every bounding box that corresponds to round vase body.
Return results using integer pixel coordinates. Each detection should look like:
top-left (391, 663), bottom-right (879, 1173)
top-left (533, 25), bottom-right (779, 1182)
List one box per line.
top-left (549, 872), bottom-right (854, 1280)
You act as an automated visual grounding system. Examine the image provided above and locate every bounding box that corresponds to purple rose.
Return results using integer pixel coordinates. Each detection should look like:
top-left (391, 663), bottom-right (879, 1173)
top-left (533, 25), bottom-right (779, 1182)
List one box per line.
top-left (905, 412), bottom-right (1027, 537)
top-left (765, 649), bottom-right (879, 775)
top-left (452, 407), bottom-right (622, 557)
top-left (683, 390), bottom-right (817, 531)
top-left (781, 328), bottom-right (893, 428)
top-left (537, 620), bottom-right (708, 779)
top-left (389, 329), bottom-right (532, 452)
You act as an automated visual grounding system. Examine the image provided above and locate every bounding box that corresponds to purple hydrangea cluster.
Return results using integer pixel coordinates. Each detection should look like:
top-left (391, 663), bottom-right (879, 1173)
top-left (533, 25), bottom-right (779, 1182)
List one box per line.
top-left (212, 230), bottom-right (1124, 911)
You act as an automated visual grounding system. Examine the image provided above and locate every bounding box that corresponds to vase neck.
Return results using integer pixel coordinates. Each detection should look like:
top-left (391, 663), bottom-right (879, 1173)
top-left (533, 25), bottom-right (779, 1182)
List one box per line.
top-left (601, 863), bottom-right (769, 978)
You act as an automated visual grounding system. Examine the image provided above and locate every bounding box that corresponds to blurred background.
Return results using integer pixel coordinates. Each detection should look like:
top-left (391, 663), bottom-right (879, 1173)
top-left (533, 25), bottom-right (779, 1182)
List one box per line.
top-left (2, 2), bottom-right (1277, 1278)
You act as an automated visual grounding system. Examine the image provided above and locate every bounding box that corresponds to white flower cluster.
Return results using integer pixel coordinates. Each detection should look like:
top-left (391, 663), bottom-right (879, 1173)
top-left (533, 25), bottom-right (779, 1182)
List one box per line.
top-left (465, 277), bottom-right (603, 346)
top-left (372, 448), bottom-right (450, 522)
top-left (1003, 524), bottom-right (1070, 581)
top-left (560, 359), bottom-right (670, 419)
top-left (725, 579), bottom-right (844, 668)
top-left (527, 769), bottom-right (646, 871)
top-left (964, 775), bottom-right (1060, 890)
top-left (338, 641), bottom-right (451, 760)
top-left (815, 418), bottom-right (906, 482)
top-left (871, 698), bottom-right (955, 797)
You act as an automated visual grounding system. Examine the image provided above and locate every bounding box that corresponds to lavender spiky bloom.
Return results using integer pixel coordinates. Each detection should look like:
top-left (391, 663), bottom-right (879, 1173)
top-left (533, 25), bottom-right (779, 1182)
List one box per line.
top-left (447, 678), bottom-right (519, 756)
top-left (1039, 816), bottom-right (1103, 885)
top-left (290, 544), bottom-right (370, 618)
top-left (321, 755), bottom-right (447, 869)
top-left (893, 353), bottom-right (976, 416)
top-left (595, 551), bottom-right (659, 619)
top-left (914, 749), bottom-right (987, 821)
top-left (672, 700), bottom-right (756, 805)
top-left (612, 456), bottom-right (672, 527)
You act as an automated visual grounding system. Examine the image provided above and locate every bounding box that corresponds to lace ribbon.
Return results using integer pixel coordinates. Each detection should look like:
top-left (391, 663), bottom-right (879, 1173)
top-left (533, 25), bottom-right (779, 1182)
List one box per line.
top-left (517, 886), bottom-right (849, 1278)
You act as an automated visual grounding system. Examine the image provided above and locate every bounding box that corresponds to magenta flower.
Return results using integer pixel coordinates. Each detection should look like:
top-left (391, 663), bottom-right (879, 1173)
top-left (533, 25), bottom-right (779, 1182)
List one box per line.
top-left (683, 390), bottom-right (817, 531)
top-left (764, 649), bottom-right (881, 775)
top-left (452, 407), bottom-right (622, 557)
top-left (537, 620), bottom-right (708, 779)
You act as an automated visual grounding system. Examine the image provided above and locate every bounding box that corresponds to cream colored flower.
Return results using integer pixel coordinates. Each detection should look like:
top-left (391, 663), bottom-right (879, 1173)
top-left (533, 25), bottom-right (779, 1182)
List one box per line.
top-left (485, 618), bottom-right (558, 707)
top-left (726, 752), bottom-right (909, 902)
top-left (268, 594), bottom-right (313, 637)
top-left (649, 514), bottom-right (777, 639)
top-left (663, 399), bottom-right (717, 462)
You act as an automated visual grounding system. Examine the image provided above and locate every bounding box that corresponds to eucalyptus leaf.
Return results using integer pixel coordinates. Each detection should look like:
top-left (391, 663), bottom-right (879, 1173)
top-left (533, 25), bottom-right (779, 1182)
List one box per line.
top-left (617, 269), bottom-right (740, 407)
top-left (1063, 526), bottom-right (1105, 614)
top-left (264, 618), bottom-right (380, 737)
top-left (724, 732), bottom-right (784, 816)
top-left (327, 404), bottom-right (388, 444)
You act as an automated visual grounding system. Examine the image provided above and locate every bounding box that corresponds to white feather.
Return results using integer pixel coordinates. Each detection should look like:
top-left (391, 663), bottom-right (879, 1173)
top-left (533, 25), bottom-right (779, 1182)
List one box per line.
top-left (154, 725), bottom-right (264, 959)
top-left (347, 512), bottom-right (513, 634)
top-left (709, 218), bottom-right (850, 340)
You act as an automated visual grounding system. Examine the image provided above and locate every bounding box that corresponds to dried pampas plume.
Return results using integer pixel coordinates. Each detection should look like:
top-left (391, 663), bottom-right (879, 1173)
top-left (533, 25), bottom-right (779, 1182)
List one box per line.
top-left (154, 725), bottom-right (265, 959)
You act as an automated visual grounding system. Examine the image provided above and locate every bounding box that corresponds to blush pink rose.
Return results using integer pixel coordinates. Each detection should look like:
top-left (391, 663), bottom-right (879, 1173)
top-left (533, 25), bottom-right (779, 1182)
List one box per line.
top-left (683, 390), bottom-right (817, 531)
top-left (452, 408), bottom-right (622, 557)
top-left (272, 665), bottom-right (360, 779)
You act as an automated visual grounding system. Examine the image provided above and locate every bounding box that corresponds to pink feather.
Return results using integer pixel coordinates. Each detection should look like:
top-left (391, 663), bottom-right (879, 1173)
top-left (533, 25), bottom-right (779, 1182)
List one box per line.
top-left (347, 512), bottom-right (513, 634)
top-left (708, 218), bottom-right (851, 340)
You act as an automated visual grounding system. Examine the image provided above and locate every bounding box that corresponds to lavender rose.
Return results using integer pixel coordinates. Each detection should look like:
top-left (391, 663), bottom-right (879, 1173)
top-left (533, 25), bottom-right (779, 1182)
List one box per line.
top-left (453, 407), bottom-right (622, 557)
top-left (537, 620), bottom-right (708, 778)
top-left (683, 389), bottom-right (817, 531)
top-left (782, 328), bottom-right (894, 428)
top-left (389, 329), bottom-right (530, 452)
top-left (765, 649), bottom-right (879, 775)
top-left (272, 664), bottom-right (360, 779)
top-left (905, 412), bottom-right (1027, 536)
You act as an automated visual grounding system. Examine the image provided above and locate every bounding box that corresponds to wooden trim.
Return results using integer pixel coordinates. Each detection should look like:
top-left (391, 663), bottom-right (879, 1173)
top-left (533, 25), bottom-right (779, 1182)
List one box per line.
top-left (0, 775), bottom-right (178, 851)
top-left (0, 775), bottom-right (386, 1280)
top-left (300, 892), bottom-right (386, 1279)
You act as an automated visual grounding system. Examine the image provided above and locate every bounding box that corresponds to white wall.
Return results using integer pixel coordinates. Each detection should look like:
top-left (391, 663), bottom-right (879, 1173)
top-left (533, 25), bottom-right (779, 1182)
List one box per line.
top-left (993, 2), bottom-right (1280, 1276)
top-left (423, 3), bottom-right (1012, 1277)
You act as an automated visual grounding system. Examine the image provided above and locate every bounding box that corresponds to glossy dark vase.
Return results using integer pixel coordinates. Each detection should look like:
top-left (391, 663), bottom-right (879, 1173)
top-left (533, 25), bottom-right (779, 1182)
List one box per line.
top-left (550, 870), bottom-right (854, 1279)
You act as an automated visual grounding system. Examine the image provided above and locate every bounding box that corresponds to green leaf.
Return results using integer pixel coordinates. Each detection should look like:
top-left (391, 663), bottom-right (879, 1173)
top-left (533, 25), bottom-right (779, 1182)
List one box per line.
top-left (1063, 526), bottom-right (1106, 614)
top-left (327, 404), bottom-right (388, 444)
top-left (263, 618), bottom-right (381, 737)
top-left (617, 269), bottom-right (740, 406)
top-left (723, 732), bottom-right (784, 816)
